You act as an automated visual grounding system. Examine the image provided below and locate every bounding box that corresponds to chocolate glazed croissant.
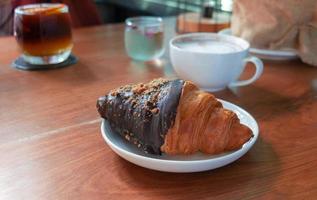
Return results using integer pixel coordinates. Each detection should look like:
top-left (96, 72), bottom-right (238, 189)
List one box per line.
top-left (97, 79), bottom-right (253, 155)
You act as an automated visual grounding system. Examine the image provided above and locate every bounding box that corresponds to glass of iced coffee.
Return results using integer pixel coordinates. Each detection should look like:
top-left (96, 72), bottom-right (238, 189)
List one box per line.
top-left (14, 3), bottom-right (72, 65)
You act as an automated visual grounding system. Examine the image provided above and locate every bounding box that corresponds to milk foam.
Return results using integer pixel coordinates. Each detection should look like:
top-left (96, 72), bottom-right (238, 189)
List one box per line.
top-left (177, 40), bottom-right (243, 53)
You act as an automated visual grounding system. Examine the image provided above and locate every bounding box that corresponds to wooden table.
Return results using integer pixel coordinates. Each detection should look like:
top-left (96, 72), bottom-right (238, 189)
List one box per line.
top-left (0, 24), bottom-right (317, 200)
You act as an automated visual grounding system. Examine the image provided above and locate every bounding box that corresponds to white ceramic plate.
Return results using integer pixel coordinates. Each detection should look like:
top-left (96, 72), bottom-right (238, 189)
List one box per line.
top-left (100, 99), bottom-right (259, 173)
top-left (218, 28), bottom-right (298, 60)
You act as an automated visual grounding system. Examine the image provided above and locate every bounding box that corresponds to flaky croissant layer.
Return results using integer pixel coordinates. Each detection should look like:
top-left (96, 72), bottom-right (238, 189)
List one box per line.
top-left (97, 78), bottom-right (253, 155)
top-left (161, 81), bottom-right (253, 155)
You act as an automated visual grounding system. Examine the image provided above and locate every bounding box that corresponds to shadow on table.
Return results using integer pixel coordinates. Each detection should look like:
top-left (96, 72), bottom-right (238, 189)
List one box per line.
top-left (114, 136), bottom-right (280, 199)
top-left (212, 84), bottom-right (315, 122)
top-left (128, 58), bottom-right (176, 78)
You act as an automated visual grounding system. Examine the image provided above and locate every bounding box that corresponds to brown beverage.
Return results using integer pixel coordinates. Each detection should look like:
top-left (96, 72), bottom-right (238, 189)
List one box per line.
top-left (14, 4), bottom-right (72, 64)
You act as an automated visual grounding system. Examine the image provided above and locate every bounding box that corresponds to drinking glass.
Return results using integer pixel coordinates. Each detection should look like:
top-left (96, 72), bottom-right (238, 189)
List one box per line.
top-left (125, 17), bottom-right (164, 61)
top-left (14, 3), bottom-right (73, 65)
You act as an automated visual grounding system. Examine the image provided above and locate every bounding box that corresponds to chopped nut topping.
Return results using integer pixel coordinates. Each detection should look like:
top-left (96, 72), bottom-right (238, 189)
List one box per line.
top-left (110, 91), bottom-right (118, 96)
top-left (125, 134), bottom-right (130, 141)
top-left (132, 86), bottom-right (146, 94)
top-left (151, 108), bottom-right (159, 114)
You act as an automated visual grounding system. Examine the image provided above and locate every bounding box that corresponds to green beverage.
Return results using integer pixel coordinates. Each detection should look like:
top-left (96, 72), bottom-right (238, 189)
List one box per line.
top-left (125, 17), bottom-right (164, 61)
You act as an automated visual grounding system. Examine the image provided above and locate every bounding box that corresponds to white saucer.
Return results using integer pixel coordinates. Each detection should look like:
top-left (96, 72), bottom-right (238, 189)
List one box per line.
top-left (100, 99), bottom-right (259, 173)
top-left (218, 28), bottom-right (298, 60)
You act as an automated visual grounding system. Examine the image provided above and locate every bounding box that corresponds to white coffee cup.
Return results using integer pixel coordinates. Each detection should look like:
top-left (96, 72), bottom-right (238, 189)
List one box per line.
top-left (170, 33), bottom-right (263, 92)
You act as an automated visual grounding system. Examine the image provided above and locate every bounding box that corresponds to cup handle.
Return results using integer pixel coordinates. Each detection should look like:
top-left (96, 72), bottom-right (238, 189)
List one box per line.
top-left (229, 56), bottom-right (263, 88)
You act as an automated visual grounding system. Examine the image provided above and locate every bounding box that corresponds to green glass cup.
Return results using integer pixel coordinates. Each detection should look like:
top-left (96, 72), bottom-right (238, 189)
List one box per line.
top-left (125, 17), bottom-right (164, 61)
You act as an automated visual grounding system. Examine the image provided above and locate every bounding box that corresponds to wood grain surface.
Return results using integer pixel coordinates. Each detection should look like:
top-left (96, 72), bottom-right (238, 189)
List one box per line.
top-left (0, 23), bottom-right (317, 200)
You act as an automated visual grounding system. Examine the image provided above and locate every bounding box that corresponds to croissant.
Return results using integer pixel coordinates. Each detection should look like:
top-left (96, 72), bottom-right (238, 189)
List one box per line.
top-left (97, 79), bottom-right (253, 155)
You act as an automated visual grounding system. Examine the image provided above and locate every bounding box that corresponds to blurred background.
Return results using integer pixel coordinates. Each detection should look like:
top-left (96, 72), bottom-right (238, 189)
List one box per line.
top-left (95, 0), bottom-right (232, 23)
top-left (0, 0), bottom-right (233, 35)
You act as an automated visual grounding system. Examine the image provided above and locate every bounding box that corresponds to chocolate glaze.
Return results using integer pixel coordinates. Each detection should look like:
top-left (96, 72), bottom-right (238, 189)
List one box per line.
top-left (97, 79), bottom-right (184, 155)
